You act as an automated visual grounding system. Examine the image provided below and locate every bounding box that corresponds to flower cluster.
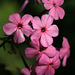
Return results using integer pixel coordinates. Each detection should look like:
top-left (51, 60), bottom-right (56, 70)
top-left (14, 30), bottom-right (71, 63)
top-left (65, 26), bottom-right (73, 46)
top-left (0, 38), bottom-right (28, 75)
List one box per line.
top-left (3, 0), bottom-right (70, 75)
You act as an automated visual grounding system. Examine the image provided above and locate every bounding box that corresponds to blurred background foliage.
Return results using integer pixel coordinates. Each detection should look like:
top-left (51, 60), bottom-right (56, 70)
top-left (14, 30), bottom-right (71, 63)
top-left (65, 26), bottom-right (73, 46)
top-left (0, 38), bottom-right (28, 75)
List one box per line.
top-left (0, 0), bottom-right (75, 75)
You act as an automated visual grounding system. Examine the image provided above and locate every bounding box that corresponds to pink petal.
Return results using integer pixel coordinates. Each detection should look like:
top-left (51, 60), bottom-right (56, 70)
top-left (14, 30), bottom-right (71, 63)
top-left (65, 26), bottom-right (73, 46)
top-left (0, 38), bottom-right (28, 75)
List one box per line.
top-left (44, 3), bottom-right (53, 10)
top-left (42, 0), bottom-right (51, 3)
top-left (54, 0), bottom-right (64, 6)
top-left (52, 58), bottom-right (60, 69)
top-left (36, 66), bottom-right (48, 75)
top-left (62, 37), bottom-right (70, 49)
top-left (62, 55), bottom-right (68, 67)
top-left (25, 48), bottom-right (39, 58)
top-left (21, 25), bottom-right (33, 37)
top-left (43, 45), bottom-right (57, 57)
top-left (51, 51), bottom-right (60, 63)
top-left (56, 6), bottom-right (65, 19)
top-left (31, 16), bottom-right (42, 29)
top-left (20, 68), bottom-right (30, 75)
top-left (49, 0), bottom-right (54, 4)
top-left (41, 14), bottom-right (53, 27)
top-left (49, 7), bottom-right (59, 20)
top-left (14, 30), bottom-right (25, 43)
top-left (30, 39), bottom-right (40, 49)
top-left (39, 54), bottom-right (50, 65)
top-left (31, 30), bottom-right (41, 40)
top-left (60, 37), bottom-right (70, 61)
top-left (9, 13), bottom-right (21, 24)
top-left (46, 16), bottom-right (53, 28)
top-left (46, 25), bottom-right (59, 37)
top-left (3, 23), bottom-right (17, 35)
top-left (60, 48), bottom-right (67, 59)
top-left (45, 66), bottom-right (55, 75)
top-left (21, 14), bottom-right (33, 25)
top-left (40, 33), bottom-right (53, 47)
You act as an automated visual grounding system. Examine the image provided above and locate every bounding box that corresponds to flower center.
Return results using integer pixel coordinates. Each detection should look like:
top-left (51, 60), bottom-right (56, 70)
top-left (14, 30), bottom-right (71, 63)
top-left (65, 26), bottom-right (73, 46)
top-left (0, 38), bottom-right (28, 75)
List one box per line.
top-left (49, 63), bottom-right (53, 66)
top-left (53, 3), bottom-right (56, 7)
top-left (41, 28), bottom-right (45, 32)
top-left (18, 23), bottom-right (22, 29)
top-left (40, 45), bottom-right (47, 52)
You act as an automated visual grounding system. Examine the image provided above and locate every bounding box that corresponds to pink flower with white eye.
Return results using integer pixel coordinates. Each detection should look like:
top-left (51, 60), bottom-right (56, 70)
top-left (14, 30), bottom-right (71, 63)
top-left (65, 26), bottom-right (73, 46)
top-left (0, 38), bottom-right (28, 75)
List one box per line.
top-left (60, 37), bottom-right (70, 67)
top-left (42, 0), bottom-right (65, 20)
top-left (3, 13), bottom-right (33, 43)
top-left (31, 14), bottom-right (59, 47)
top-left (25, 39), bottom-right (57, 61)
top-left (36, 51), bottom-right (60, 75)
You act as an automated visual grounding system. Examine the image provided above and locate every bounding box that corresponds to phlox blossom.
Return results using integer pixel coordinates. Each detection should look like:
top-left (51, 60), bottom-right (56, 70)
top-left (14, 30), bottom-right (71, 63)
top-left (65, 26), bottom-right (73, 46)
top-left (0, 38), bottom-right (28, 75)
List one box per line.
top-left (60, 37), bottom-right (70, 67)
top-left (3, 13), bottom-right (33, 43)
top-left (42, 0), bottom-right (65, 20)
top-left (36, 52), bottom-right (60, 75)
top-left (31, 14), bottom-right (59, 47)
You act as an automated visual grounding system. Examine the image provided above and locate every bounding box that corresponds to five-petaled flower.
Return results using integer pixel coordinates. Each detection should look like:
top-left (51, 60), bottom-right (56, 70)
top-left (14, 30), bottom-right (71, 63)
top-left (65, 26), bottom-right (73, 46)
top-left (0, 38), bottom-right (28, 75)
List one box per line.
top-left (31, 14), bottom-right (59, 47)
top-left (36, 52), bottom-right (60, 75)
top-left (60, 37), bottom-right (70, 67)
top-left (3, 13), bottom-right (33, 43)
top-left (42, 0), bottom-right (65, 20)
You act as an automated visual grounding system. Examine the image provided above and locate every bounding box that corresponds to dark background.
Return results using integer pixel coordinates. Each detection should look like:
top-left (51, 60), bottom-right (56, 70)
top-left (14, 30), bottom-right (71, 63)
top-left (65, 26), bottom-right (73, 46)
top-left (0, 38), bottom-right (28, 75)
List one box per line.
top-left (0, 0), bottom-right (75, 75)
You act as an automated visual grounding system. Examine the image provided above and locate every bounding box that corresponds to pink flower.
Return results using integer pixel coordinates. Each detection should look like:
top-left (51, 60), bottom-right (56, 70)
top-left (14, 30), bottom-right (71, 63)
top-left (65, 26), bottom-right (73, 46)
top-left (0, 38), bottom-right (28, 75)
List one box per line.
top-left (25, 39), bottom-right (57, 61)
top-left (42, 0), bottom-right (65, 20)
top-left (3, 13), bottom-right (33, 43)
top-left (60, 37), bottom-right (70, 67)
top-left (36, 52), bottom-right (60, 75)
top-left (31, 14), bottom-right (59, 47)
